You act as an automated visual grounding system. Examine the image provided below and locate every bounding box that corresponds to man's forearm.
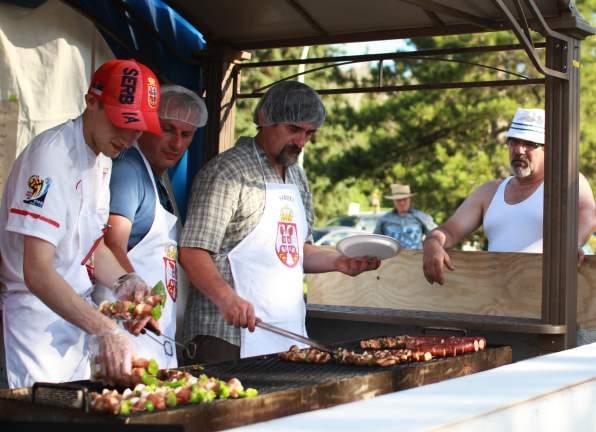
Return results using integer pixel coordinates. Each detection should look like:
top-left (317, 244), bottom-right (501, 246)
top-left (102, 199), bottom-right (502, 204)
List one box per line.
top-left (178, 247), bottom-right (236, 309)
top-left (303, 242), bottom-right (342, 273)
top-left (24, 237), bottom-right (118, 335)
top-left (93, 240), bottom-right (129, 288)
top-left (105, 240), bottom-right (135, 273)
top-left (424, 227), bottom-right (455, 250)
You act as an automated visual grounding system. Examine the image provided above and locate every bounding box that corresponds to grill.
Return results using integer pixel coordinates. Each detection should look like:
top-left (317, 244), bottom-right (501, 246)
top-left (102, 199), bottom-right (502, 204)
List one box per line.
top-left (0, 339), bottom-right (511, 431)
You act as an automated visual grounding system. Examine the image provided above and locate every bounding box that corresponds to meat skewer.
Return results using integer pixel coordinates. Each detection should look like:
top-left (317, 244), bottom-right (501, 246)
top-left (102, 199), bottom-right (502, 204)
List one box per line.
top-left (88, 357), bottom-right (259, 416)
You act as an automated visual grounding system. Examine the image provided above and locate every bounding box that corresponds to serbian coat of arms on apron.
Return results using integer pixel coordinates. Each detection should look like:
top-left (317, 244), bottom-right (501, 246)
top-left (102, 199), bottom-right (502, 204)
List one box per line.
top-left (163, 243), bottom-right (178, 301)
top-left (275, 204), bottom-right (300, 268)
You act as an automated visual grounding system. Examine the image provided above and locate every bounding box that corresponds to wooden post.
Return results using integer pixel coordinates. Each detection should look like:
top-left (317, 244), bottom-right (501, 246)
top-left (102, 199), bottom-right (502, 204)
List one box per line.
top-left (542, 36), bottom-right (580, 349)
top-left (200, 47), bottom-right (249, 164)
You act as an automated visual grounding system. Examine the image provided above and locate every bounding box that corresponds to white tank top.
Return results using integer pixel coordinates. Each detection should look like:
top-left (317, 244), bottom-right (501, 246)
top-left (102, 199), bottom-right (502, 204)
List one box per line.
top-left (483, 177), bottom-right (543, 253)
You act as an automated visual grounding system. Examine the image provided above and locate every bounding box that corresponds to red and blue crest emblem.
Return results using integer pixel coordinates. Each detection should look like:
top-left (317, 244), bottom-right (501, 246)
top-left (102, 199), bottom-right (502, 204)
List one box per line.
top-left (275, 221), bottom-right (299, 268)
top-left (148, 77), bottom-right (158, 109)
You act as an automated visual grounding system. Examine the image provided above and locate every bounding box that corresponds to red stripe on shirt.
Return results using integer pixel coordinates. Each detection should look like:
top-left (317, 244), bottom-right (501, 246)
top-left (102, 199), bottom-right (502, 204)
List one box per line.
top-left (10, 208), bottom-right (60, 228)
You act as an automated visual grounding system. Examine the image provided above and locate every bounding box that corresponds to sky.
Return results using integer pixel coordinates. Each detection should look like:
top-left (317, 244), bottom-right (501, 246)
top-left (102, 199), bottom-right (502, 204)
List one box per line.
top-left (332, 39), bottom-right (413, 56)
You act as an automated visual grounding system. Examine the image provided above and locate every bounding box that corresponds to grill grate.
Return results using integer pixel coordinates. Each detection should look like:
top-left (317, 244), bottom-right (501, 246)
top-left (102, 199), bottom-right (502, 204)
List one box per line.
top-left (177, 342), bottom-right (500, 396)
top-left (0, 341), bottom-right (503, 416)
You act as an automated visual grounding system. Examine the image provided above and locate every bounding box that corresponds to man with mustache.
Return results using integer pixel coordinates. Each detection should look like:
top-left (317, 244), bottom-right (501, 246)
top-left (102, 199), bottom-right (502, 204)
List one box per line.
top-left (423, 108), bottom-right (596, 285)
top-left (179, 81), bottom-right (380, 363)
top-left (95, 85), bottom-right (207, 368)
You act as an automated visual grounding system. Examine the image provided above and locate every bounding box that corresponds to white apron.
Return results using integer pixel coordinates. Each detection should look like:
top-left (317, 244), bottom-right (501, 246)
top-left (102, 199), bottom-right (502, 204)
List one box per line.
top-left (228, 140), bottom-right (309, 358)
top-left (3, 117), bottom-right (105, 388)
top-left (92, 143), bottom-right (179, 368)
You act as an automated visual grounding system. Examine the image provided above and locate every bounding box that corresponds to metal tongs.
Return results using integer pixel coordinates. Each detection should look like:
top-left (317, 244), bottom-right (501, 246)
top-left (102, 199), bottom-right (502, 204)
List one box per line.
top-left (141, 322), bottom-right (197, 359)
top-left (255, 321), bottom-right (336, 353)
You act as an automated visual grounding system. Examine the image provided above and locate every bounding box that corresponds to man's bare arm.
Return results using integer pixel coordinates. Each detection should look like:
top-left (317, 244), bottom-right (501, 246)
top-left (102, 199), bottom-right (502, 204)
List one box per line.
top-left (423, 181), bottom-right (499, 285)
top-left (303, 242), bottom-right (380, 275)
top-left (577, 173), bottom-right (596, 267)
top-left (104, 214), bottom-right (135, 273)
top-left (23, 236), bottom-right (119, 336)
top-left (178, 247), bottom-right (257, 332)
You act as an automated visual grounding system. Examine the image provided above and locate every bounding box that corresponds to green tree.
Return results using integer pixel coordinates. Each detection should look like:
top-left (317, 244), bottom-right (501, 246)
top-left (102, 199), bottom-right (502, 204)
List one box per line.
top-left (235, 0), bottom-right (596, 235)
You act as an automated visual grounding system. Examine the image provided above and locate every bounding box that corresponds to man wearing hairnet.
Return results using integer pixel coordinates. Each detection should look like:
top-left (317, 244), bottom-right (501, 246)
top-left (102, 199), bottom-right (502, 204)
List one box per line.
top-left (94, 84), bottom-right (208, 368)
top-left (179, 81), bottom-right (380, 363)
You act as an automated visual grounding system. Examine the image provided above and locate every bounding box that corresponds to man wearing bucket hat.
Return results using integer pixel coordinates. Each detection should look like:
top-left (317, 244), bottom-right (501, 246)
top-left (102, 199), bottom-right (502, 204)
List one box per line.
top-left (94, 84), bottom-right (208, 369)
top-left (374, 184), bottom-right (437, 249)
top-left (179, 81), bottom-right (380, 364)
top-left (0, 59), bottom-right (161, 388)
top-left (423, 108), bottom-right (596, 286)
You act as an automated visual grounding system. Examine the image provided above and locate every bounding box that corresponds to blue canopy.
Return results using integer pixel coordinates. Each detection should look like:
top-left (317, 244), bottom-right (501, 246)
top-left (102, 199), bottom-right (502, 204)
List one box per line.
top-left (3, 0), bottom-right (205, 223)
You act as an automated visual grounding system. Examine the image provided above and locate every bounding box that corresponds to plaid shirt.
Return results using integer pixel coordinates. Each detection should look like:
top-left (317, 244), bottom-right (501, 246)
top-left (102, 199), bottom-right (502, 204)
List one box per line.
top-left (180, 136), bottom-right (315, 346)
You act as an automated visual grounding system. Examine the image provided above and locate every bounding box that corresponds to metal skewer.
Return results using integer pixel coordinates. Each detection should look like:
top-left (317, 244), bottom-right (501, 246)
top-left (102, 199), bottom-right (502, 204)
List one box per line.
top-left (141, 323), bottom-right (197, 359)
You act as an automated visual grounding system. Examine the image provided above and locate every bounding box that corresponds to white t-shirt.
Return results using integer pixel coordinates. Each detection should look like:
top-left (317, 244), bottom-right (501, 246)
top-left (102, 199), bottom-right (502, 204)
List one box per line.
top-left (0, 116), bottom-right (111, 296)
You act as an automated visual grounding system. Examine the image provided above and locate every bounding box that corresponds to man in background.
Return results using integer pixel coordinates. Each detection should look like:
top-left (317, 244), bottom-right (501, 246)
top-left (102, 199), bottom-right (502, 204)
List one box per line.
top-left (374, 184), bottom-right (437, 249)
top-left (423, 108), bottom-right (596, 285)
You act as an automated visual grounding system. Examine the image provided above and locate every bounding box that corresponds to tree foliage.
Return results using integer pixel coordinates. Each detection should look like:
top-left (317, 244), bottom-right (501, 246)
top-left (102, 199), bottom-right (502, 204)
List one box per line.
top-left (235, 0), bottom-right (596, 237)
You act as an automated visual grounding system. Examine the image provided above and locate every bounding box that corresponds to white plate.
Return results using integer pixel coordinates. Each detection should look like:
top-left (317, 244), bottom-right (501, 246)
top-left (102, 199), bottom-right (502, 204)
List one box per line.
top-left (336, 234), bottom-right (403, 261)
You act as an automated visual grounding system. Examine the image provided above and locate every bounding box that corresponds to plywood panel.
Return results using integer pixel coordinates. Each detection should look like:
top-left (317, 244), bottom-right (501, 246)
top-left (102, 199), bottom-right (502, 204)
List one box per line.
top-left (306, 247), bottom-right (596, 330)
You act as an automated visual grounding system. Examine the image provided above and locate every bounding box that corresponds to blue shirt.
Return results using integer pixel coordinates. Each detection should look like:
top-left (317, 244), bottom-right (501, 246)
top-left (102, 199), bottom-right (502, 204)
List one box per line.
top-left (109, 147), bottom-right (171, 250)
top-left (373, 207), bottom-right (437, 249)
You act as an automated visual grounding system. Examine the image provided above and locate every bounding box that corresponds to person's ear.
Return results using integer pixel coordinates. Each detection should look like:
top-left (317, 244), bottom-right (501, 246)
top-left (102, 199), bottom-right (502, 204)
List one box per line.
top-left (85, 94), bottom-right (98, 110)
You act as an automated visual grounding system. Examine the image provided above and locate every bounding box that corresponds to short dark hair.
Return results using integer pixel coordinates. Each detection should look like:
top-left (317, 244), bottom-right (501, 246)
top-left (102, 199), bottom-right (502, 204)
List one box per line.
top-left (97, 100), bottom-right (104, 110)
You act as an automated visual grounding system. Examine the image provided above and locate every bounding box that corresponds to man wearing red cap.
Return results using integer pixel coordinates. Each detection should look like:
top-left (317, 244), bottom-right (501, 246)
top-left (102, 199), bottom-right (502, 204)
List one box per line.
top-left (0, 59), bottom-right (161, 388)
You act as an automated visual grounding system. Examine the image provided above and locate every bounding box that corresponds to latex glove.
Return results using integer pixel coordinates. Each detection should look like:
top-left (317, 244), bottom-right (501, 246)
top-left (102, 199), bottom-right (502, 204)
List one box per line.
top-left (89, 328), bottom-right (136, 386)
top-left (113, 272), bottom-right (149, 303)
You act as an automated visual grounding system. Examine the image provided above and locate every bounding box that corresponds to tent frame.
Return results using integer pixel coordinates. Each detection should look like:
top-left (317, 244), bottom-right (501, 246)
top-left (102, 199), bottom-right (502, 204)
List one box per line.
top-left (195, 0), bottom-right (591, 350)
top-left (61, 0), bottom-right (596, 350)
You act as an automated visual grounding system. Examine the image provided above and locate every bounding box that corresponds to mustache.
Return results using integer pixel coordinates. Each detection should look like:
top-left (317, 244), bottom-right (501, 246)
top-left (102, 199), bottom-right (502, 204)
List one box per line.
top-left (282, 144), bottom-right (302, 156)
top-left (512, 155), bottom-right (529, 163)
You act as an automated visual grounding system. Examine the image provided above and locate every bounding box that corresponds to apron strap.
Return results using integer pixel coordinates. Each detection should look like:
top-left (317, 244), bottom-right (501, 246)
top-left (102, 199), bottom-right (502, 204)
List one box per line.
top-left (251, 138), bottom-right (267, 184)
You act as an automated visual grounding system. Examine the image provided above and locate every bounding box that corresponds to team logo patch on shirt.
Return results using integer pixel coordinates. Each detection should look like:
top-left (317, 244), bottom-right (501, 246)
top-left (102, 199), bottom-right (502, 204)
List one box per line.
top-left (23, 175), bottom-right (52, 208)
top-left (103, 167), bottom-right (109, 181)
top-left (148, 77), bottom-right (158, 109)
top-left (163, 244), bottom-right (178, 302)
top-left (275, 204), bottom-right (299, 268)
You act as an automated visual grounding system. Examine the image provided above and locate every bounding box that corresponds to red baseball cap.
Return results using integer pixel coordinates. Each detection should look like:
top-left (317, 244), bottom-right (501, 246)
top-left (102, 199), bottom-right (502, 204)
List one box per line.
top-left (88, 59), bottom-right (162, 136)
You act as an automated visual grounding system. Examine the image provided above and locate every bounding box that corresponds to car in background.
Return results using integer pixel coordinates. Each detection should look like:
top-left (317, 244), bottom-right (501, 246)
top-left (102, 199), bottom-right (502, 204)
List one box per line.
top-left (312, 227), bottom-right (370, 246)
top-left (323, 211), bottom-right (388, 232)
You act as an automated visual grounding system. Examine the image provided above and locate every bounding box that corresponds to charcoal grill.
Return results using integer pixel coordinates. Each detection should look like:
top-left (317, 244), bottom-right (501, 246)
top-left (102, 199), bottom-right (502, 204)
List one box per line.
top-left (0, 339), bottom-right (511, 431)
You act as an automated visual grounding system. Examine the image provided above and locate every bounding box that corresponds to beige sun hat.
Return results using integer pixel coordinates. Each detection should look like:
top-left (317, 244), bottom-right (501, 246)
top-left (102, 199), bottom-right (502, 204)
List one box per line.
top-left (384, 184), bottom-right (418, 200)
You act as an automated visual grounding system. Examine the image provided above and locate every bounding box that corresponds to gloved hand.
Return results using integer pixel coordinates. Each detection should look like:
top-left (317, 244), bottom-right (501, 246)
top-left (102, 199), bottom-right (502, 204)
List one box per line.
top-left (89, 328), bottom-right (137, 386)
top-left (113, 272), bottom-right (149, 303)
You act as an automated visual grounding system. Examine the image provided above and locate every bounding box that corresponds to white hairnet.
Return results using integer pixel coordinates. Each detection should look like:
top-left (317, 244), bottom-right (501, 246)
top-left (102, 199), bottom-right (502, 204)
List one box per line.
top-left (253, 81), bottom-right (326, 130)
top-left (158, 84), bottom-right (208, 128)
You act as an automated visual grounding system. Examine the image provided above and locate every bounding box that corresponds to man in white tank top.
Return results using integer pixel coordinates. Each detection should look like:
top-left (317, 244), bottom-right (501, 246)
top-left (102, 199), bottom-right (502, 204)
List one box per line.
top-left (423, 108), bottom-right (596, 286)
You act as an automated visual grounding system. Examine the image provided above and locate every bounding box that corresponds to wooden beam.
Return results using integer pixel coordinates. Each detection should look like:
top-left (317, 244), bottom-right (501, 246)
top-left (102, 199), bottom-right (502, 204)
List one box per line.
top-left (306, 248), bottom-right (596, 331)
top-left (229, 24), bottom-right (486, 51)
top-left (201, 48), bottom-right (246, 164)
top-left (397, 0), bottom-right (494, 29)
top-left (542, 36), bottom-right (580, 348)
top-left (284, 0), bottom-right (327, 36)
top-left (424, 10), bottom-right (444, 27)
